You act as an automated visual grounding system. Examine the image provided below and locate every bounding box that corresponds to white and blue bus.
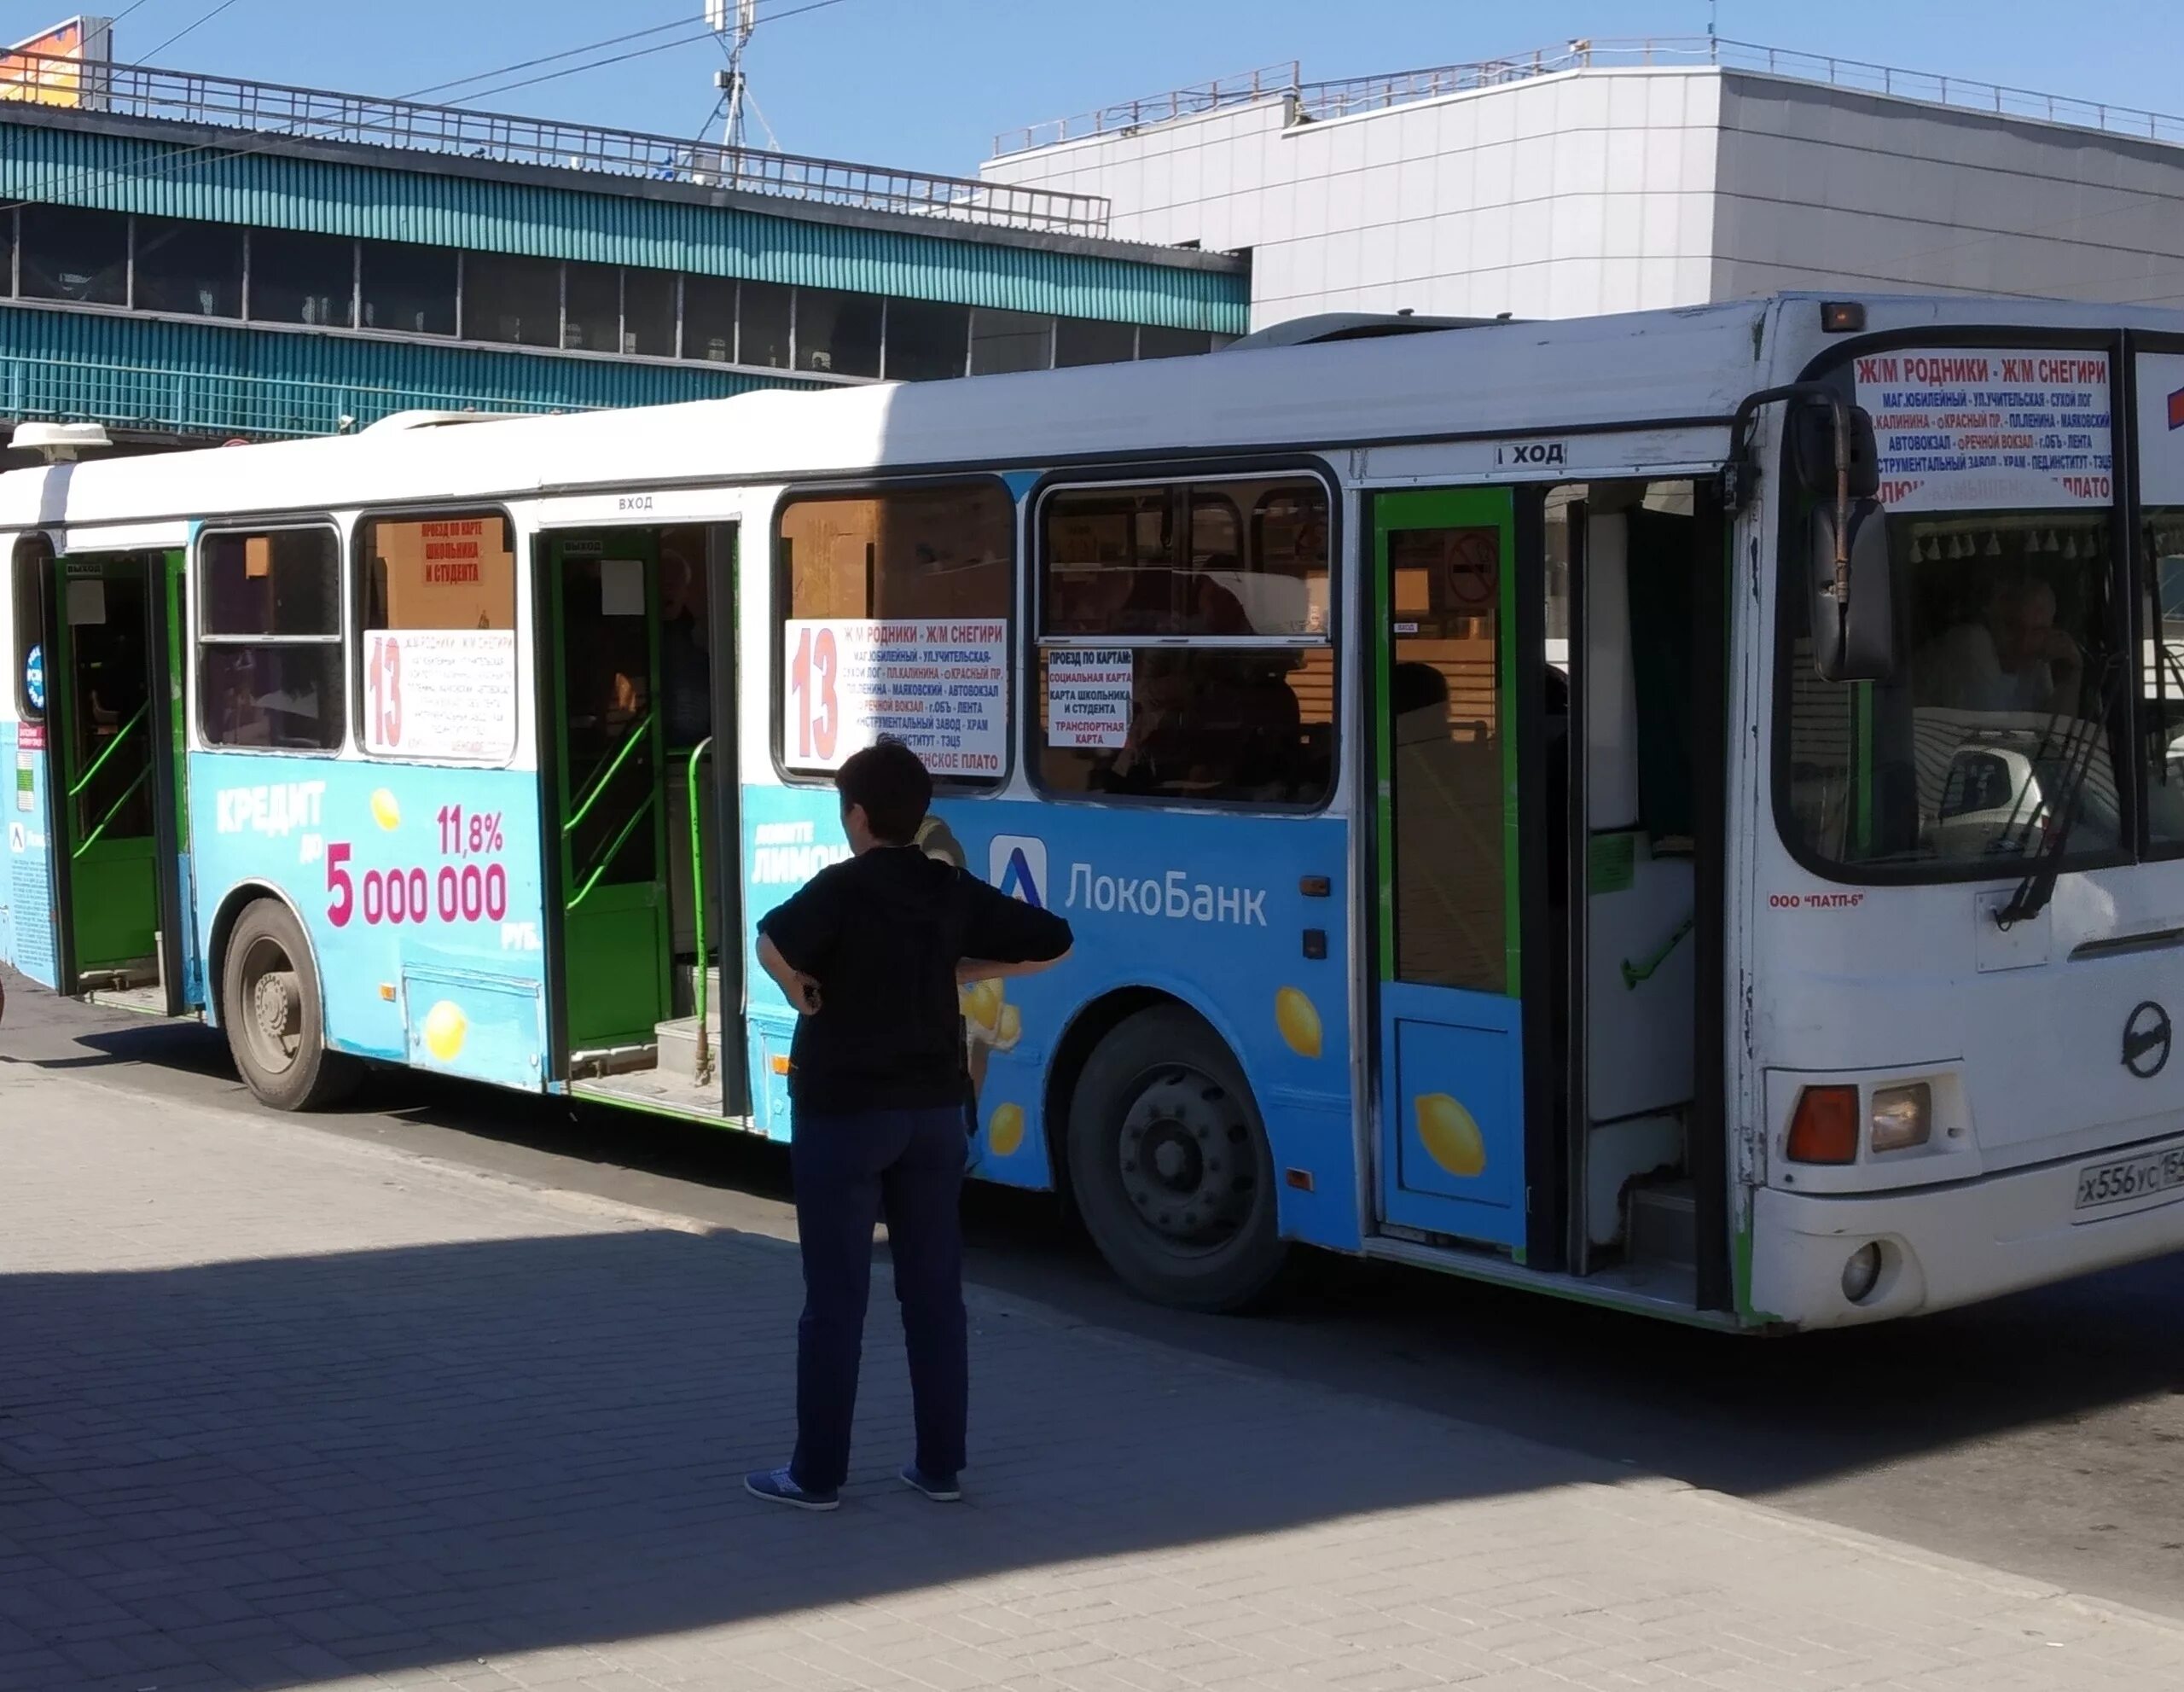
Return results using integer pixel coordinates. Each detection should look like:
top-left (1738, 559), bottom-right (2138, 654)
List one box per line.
top-left (8, 291), bottom-right (2184, 1330)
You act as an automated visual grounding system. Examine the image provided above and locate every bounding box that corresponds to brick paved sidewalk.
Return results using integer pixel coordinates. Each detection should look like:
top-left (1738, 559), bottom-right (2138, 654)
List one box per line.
top-left (2, 1058), bottom-right (2181, 1692)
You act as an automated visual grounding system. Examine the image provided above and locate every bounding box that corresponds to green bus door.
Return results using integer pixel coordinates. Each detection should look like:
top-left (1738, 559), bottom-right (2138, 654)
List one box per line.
top-left (50, 553), bottom-right (164, 986)
top-left (548, 538), bottom-right (671, 1058)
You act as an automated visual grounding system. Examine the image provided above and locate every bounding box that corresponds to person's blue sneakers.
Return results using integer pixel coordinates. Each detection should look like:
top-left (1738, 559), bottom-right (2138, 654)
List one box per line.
top-left (900, 1463), bottom-right (961, 1503)
top-left (745, 1467), bottom-right (839, 1511)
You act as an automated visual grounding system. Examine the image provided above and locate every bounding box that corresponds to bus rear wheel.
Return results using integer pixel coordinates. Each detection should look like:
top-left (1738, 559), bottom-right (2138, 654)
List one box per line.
top-left (220, 898), bottom-right (360, 1112)
top-left (1066, 1005), bottom-right (1287, 1312)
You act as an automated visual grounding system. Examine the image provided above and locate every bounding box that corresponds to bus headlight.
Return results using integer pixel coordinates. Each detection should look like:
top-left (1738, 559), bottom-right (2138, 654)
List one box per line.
top-left (1841, 1241), bottom-right (1885, 1303)
top-left (1870, 1083), bottom-right (1932, 1153)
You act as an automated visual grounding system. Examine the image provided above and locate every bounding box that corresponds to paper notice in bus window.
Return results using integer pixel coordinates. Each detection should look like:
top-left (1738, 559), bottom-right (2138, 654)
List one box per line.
top-left (599, 557), bottom-right (645, 617)
top-left (1854, 349), bottom-right (2111, 513)
top-left (1047, 648), bottom-right (1133, 749)
top-left (363, 630), bottom-right (516, 764)
top-left (781, 619), bottom-right (1007, 777)
top-left (64, 579), bottom-right (105, 625)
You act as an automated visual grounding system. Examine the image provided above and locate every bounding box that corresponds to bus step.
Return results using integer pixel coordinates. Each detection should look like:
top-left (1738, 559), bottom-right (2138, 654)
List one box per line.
top-left (654, 1014), bottom-right (722, 1080)
top-left (1625, 1180), bottom-right (1697, 1270)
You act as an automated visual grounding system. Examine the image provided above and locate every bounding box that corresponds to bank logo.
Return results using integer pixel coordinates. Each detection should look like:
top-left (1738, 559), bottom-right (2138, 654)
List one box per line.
top-left (989, 834), bottom-right (1047, 907)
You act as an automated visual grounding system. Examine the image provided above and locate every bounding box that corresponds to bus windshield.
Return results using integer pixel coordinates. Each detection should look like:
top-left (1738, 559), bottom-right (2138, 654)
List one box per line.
top-left (1781, 504), bottom-right (2123, 875)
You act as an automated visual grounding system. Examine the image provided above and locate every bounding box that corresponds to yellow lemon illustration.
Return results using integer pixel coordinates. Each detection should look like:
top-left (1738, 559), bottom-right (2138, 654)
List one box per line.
top-left (1275, 986), bottom-right (1322, 1059)
top-left (421, 1000), bottom-right (468, 1062)
top-left (996, 1003), bottom-right (1021, 1050)
top-left (987, 1102), bottom-right (1025, 1157)
top-left (1415, 1093), bottom-right (1487, 1177)
top-left (963, 977), bottom-right (1003, 1034)
top-left (369, 788), bottom-right (402, 831)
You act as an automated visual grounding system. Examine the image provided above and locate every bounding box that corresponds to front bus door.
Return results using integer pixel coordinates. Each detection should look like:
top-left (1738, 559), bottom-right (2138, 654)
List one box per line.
top-left (49, 552), bottom-right (166, 994)
top-left (1374, 488), bottom-right (1535, 1251)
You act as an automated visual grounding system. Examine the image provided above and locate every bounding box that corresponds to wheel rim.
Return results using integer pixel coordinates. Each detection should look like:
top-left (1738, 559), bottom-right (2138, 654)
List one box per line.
top-left (238, 934), bottom-right (304, 1078)
top-left (1113, 1063), bottom-right (1258, 1255)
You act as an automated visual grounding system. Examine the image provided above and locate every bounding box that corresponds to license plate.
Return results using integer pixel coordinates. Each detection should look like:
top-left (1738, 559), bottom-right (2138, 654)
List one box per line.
top-left (2074, 1145), bottom-right (2184, 1216)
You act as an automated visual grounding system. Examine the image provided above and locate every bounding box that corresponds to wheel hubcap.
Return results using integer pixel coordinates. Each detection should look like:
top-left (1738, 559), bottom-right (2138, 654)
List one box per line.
top-left (1116, 1067), bottom-right (1256, 1250)
top-left (238, 939), bottom-right (302, 1075)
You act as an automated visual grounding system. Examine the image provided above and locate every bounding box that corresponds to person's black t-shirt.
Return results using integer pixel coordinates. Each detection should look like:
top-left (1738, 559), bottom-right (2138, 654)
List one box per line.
top-left (758, 845), bottom-right (1072, 1116)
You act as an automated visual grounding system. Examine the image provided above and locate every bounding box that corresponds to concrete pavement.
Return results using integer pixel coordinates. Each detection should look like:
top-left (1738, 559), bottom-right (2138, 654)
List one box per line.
top-left (2, 1053), bottom-right (2181, 1690)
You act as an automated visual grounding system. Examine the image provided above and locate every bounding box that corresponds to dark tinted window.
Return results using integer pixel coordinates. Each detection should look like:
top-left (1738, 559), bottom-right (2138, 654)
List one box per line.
top-left (799, 287), bottom-right (881, 378)
top-left (1055, 317), bottom-right (1137, 367)
top-left (971, 308), bottom-right (1052, 375)
top-left (466, 252), bottom-right (560, 347)
top-left (886, 298), bottom-right (969, 381)
top-left (740, 280), bottom-right (792, 369)
top-left (201, 529), bottom-right (340, 637)
top-left (132, 217), bottom-right (242, 317)
top-left (1140, 326), bottom-right (1212, 361)
top-left (682, 275), bottom-right (736, 363)
top-left (19, 205), bottom-right (127, 305)
top-left (249, 228), bottom-right (353, 329)
top-left (361, 241), bottom-right (456, 336)
top-left (624, 268), bottom-right (677, 357)
top-left (197, 527), bottom-right (345, 752)
top-left (563, 262), bottom-right (619, 353)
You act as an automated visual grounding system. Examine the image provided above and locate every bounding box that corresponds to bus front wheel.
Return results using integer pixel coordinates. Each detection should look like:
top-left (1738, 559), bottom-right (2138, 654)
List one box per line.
top-left (1066, 1005), bottom-right (1287, 1312)
top-left (220, 899), bottom-right (360, 1112)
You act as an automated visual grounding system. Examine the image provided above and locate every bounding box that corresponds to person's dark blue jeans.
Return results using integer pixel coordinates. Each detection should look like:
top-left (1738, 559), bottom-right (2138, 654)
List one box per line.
top-left (789, 1104), bottom-right (969, 1494)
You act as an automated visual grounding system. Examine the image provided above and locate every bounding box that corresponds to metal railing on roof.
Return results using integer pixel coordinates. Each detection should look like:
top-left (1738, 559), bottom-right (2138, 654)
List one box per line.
top-left (993, 36), bottom-right (2184, 155)
top-left (0, 49), bottom-right (1112, 235)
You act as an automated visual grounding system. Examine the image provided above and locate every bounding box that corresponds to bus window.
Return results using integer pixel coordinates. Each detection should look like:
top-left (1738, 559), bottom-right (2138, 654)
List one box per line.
top-left (357, 513), bottom-right (517, 765)
top-left (1038, 476), bottom-right (1333, 805)
top-left (198, 527), bottom-right (345, 752)
top-left (2141, 517), bottom-right (2184, 849)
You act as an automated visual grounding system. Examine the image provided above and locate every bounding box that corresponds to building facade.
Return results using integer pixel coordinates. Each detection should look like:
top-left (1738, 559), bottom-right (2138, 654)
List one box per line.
top-left (0, 46), bottom-right (1246, 461)
top-left (983, 39), bottom-right (2184, 330)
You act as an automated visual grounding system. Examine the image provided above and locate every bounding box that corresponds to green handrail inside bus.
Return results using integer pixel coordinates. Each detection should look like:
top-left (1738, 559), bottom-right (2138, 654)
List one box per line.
top-left (688, 736), bottom-right (715, 1085)
top-left (66, 702), bottom-right (149, 800)
top-left (1621, 914), bottom-right (1695, 991)
top-left (563, 710), bottom-right (655, 837)
top-left (74, 763), bottom-right (152, 858)
top-left (566, 788), bottom-right (659, 912)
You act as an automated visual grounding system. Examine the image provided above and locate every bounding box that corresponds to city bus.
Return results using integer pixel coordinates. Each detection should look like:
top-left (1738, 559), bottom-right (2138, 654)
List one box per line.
top-left (6, 290), bottom-right (2184, 1333)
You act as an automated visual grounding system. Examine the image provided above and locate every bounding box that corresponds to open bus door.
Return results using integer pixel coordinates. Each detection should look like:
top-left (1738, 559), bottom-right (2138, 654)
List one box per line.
top-left (42, 548), bottom-right (186, 1009)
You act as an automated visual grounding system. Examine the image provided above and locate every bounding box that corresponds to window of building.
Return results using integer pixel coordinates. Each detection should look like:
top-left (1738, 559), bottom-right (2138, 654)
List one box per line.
top-left (197, 526), bottom-right (345, 752)
top-left (357, 513), bottom-right (518, 763)
top-left (466, 251), bottom-right (560, 348)
top-left (249, 228), bottom-right (354, 329)
top-left (563, 263), bottom-right (619, 354)
top-left (798, 287), bottom-right (882, 378)
top-left (131, 216), bottom-right (242, 317)
top-left (623, 268), bottom-right (677, 357)
top-left (1140, 326), bottom-right (1212, 361)
top-left (3, 207), bottom-right (20, 297)
top-left (18, 205), bottom-right (128, 306)
top-left (886, 298), bottom-right (969, 382)
top-left (361, 241), bottom-right (456, 337)
top-left (1038, 475), bottom-right (1333, 805)
top-left (741, 280), bottom-right (793, 369)
top-left (1055, 317), bottom-right (1138, 368)
top-left (682, 275), bottom-right (736, 363)
top-left (970, 308), bottom-right (1052, 375)
top-left (775, 482), bottom-right (1014, 783)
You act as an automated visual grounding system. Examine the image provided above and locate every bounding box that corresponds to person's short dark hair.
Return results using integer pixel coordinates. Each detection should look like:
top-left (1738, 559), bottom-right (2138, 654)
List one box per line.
top-left (838, 738), bottom-right (932, 845)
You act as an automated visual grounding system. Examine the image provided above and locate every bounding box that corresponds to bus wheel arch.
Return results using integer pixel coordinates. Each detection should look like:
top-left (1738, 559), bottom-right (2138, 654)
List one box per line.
top-left (1048, 991), bottom-right (1288, 1313)
top-left (210, 887), bottom-right (361, 1112)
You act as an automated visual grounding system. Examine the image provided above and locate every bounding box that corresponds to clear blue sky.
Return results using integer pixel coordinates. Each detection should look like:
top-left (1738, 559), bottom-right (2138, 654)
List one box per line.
top-left (8, 0), bottom-right (2180, 177)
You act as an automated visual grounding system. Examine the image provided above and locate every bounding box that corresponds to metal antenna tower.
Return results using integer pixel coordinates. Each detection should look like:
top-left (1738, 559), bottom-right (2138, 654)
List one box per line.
top-left (707, 0), bottom-right (759, 150)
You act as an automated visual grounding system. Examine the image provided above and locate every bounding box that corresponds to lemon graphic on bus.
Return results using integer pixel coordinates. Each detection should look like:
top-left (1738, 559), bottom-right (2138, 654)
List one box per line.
top-left (369, 788), bottom-right (402, 831)
top-left (421, 1000), bottom-right (468, 1062)
top-left (1414, 1092), bottom-right (1487, 1177)
top-left (986, 1102), bottom-right (1025, 1158)
top-left (1275, 986), bottom-right (1322, 1059)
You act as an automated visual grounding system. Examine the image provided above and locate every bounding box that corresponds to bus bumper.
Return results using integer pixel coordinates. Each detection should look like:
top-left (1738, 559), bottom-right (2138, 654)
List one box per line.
top-left (1750, 1156), bottom-right (2184, 1329)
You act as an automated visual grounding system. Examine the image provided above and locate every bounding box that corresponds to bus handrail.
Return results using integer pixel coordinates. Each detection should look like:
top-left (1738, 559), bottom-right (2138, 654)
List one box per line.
top-left (73, 763), bottom-right (153, 858)
top-left (566, 788), bottom-right (659, 912)
top-left (563, 711), bottom-right (654, 837)
top-left (66, 703), bottom-right (150, 801)
top-left (688, 736), bottom-right (715, 1085)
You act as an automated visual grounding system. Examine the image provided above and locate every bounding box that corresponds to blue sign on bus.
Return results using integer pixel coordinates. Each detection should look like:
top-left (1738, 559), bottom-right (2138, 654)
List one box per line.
top-left (23, 644), bottom-right (43, 713)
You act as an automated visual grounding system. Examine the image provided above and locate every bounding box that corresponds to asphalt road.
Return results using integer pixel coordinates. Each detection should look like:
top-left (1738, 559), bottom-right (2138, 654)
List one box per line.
top-left (6, 969), bottom-right (2183, 1621)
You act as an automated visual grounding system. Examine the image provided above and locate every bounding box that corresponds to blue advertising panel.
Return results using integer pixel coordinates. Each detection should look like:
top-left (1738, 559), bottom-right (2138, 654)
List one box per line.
top-left (186, 754), bottom-right (549, 1090)
top-left (739, 782), bottom-right (1361, 1252)
top-left (3, 718), bottom-right (58, 987)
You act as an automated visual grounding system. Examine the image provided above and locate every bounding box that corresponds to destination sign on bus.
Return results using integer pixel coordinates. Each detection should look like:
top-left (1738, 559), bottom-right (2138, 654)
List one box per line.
top-left (782, 619), bottom-right (1007, 776)
top-left (1854, 348), bottom-right (2112, 512)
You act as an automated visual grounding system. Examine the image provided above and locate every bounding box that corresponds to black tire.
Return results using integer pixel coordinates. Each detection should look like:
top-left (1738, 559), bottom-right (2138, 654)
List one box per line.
top-left (1066, 1004), bottom-right (1288, 1312)
top-left (219, 898), bottom-right (361, 1111)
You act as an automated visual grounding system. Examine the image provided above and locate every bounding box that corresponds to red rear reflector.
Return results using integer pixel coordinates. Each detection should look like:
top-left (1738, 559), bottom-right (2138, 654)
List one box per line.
top-left (1787, 1085), bottom-right (1859, 1165)
top-left (1285, 1167), bottom-right (1315, 1191)
top-left (770, 1055), bottom-right (792, 1076)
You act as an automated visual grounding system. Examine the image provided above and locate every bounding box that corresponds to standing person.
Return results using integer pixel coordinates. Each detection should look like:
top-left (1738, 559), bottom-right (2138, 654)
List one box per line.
top-left (747, 740), bottom-right (1072, 1511)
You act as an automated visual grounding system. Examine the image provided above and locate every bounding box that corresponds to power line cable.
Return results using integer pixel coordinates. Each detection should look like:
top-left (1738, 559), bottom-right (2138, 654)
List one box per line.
top-left (140, 0), bottom-right (248, 63)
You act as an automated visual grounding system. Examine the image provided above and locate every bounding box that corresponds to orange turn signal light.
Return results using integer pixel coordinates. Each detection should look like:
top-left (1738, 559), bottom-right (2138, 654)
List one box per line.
top-left (1786, 1084), bottom-right (1859, 1165)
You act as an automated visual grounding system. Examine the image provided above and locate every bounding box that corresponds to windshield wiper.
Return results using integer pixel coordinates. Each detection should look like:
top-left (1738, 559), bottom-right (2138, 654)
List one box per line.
top-left (1994, 652), bottom-right (2125, 929)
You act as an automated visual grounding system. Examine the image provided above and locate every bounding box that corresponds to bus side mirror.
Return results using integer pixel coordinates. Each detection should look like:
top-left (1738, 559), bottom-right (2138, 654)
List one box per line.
top-left (1789, 402), bottom-right (1880, 501)
top-left (1811, 497), bottom-right (1894, 683)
